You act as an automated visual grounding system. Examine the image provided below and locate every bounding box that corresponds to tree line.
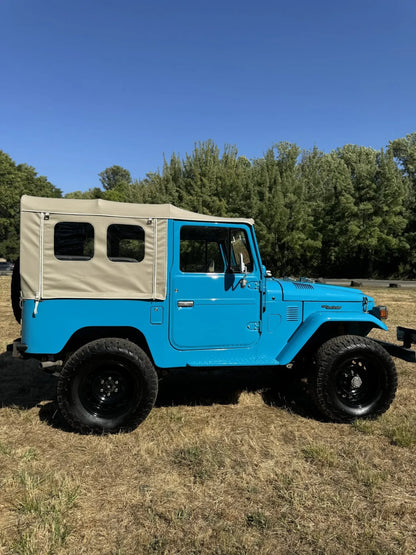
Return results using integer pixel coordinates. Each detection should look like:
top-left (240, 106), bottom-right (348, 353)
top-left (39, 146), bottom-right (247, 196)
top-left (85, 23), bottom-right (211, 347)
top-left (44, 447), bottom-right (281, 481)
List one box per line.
top-left (1, 133), bottom-right (415, 278)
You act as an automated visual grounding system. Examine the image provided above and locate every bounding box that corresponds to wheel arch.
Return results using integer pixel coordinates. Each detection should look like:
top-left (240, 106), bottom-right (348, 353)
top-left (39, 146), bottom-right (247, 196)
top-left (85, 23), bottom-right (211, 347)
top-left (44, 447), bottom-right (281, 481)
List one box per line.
top-left (59, 326), bottom-right (153, 364)
top-left (277, 312), bottom-right (387, 366)
top-left (295, 321), bottom-right (378, 362)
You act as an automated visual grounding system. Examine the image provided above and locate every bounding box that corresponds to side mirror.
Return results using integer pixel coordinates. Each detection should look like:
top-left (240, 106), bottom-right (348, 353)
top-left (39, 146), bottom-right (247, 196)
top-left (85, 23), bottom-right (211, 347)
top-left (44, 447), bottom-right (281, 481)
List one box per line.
top-left (261, 264), bottom-right (272, 277)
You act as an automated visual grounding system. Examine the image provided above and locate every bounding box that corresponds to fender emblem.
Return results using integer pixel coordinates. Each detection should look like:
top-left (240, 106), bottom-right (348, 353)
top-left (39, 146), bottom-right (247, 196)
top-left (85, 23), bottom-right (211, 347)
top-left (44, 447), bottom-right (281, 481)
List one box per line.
top-left (321, 305), bottom-right (342, 310)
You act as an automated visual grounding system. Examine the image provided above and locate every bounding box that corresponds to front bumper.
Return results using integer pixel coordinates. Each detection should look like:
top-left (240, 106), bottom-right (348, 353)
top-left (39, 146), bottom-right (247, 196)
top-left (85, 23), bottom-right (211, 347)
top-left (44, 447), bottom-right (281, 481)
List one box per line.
top-left (373, 327), bottom-right (416, 363)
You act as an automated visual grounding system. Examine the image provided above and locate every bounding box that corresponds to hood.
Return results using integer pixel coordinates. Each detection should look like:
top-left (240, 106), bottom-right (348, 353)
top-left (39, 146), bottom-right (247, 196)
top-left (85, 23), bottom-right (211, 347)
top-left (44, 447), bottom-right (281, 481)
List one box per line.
top-left (270, 278), bottom-right (368, 303)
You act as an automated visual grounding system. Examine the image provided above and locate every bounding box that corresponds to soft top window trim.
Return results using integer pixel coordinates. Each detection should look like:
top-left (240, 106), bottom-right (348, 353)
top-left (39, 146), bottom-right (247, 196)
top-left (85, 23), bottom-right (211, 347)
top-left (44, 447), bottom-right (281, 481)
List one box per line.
top-left (22, 209), bottom-right (157, 221)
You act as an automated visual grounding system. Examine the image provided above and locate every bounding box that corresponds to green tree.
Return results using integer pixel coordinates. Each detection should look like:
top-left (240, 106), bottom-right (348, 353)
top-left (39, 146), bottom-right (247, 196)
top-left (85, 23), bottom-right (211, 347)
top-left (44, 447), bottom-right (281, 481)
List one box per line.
top-left (65, 187), bottom-right (103, 199)
top-left (136, 141), bottom-right (254, 219)
top-left (99, 165), bottom-right (132, 191)
top-left (103, 181), bottom-right (144, 203)
top-left (88, 136), bottom-right (413, 279)
top-left (0, 151), bottom-right (61, 260)
top-left (253, 142), bottom-right (321, 275)
top-left (388, 133), bottom-right (416, 187)
top-left (388, 133), bottom-right (416, 277)
top-left (335, 145), bottom-right (408, 276)
top-left (299, 147), bottom-right (357, 276)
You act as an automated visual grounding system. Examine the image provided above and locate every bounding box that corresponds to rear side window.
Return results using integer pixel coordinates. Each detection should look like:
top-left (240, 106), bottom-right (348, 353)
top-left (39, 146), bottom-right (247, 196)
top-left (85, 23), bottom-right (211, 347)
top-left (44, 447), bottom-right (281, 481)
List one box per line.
top-left (107, 224), bottom-right (145, 262)
top-left (54, 222), bottom-right (94, 260)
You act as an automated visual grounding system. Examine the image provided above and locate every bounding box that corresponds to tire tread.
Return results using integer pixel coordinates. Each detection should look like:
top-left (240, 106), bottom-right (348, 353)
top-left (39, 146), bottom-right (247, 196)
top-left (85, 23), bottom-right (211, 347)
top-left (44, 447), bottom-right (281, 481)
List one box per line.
top-left (309, 335), bottom-right (397, 423)
top-left (57, 338), bottom-right (158, 434)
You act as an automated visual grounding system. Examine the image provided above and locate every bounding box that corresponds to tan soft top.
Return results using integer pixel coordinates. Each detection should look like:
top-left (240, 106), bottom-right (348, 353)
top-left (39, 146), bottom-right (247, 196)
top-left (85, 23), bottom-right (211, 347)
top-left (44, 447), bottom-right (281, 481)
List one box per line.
top-left (20, 196), bottom-right (254, 302)
top-left (21, 196), bottom-right (254, 225)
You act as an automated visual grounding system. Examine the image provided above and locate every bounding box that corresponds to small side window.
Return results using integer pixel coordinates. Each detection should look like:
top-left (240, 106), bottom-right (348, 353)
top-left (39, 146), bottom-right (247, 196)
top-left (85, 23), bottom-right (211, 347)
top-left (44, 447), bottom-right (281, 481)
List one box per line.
top-left (54, 222), bottom-right (94, 260)
top-left (229, 229), bottom-right (253, 273)
top-left (107, 224), bottom-right (145, 262)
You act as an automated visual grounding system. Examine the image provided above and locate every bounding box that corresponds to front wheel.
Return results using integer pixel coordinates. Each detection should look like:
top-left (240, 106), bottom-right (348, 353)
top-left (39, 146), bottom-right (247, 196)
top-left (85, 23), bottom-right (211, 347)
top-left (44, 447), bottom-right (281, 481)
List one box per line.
top-left (309, 335), bottom-right (397, 423)
top-left (57, 338), bottom-right (158, 434)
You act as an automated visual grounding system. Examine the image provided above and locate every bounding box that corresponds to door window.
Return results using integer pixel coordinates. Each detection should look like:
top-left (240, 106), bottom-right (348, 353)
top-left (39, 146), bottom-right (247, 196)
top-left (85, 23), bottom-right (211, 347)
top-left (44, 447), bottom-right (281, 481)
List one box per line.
top-left (179, 226), bottom-right (253, 273)
top-left (180, 226), bottom-right (225, 273)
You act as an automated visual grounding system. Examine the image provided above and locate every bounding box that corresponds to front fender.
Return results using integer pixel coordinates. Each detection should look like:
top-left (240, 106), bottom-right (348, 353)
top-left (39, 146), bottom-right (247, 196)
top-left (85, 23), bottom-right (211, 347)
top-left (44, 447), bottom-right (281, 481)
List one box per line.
top-left (275, 311), bottom-right (388, 365)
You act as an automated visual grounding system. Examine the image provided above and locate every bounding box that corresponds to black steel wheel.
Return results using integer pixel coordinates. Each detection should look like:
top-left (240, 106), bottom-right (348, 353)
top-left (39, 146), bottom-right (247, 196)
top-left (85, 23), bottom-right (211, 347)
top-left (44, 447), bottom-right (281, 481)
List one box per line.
top-left (309, 335), bottom-right (397, 422)
top-left (57, 338), bottom-right (158, 434)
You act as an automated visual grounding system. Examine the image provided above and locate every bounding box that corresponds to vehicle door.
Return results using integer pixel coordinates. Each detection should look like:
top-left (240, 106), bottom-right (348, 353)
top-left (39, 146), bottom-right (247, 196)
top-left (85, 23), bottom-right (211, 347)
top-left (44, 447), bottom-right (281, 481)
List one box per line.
top-left (169, 222), bottom-right (262, 350)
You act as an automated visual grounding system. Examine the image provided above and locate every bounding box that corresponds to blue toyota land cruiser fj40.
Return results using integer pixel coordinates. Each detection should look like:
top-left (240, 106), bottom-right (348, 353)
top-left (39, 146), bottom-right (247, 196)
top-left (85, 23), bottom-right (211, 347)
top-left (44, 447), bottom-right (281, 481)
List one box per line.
top-left (9, 195), bottom-right (416, 434)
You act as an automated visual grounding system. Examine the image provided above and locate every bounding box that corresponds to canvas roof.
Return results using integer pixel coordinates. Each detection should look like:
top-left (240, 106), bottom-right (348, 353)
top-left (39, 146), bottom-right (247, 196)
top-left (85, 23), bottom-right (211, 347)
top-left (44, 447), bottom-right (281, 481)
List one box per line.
top-left (21, 196), bottom-right (254, 225)
top-left (20, 196), bottom-right (254, 303)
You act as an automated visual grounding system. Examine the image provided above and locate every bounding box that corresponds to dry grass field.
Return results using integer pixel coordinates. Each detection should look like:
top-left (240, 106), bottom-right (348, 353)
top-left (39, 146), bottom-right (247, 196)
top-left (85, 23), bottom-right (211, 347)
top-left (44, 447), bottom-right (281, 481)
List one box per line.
top-left (0, 275), bottom-right (415, 554)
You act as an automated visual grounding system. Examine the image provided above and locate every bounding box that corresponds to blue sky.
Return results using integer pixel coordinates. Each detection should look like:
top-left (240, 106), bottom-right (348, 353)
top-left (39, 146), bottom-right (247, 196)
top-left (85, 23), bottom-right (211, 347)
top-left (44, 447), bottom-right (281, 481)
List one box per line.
top-left (1, 0), bottom-right (415, 194)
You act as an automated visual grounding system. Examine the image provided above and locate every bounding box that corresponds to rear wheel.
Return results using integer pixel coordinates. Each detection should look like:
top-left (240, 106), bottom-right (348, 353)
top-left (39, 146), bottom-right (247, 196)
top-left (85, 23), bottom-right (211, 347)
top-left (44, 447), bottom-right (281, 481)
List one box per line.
top-left (309, 335), bottom-right (397, 422)
top-left (57, 338), bottom-right (158, 434)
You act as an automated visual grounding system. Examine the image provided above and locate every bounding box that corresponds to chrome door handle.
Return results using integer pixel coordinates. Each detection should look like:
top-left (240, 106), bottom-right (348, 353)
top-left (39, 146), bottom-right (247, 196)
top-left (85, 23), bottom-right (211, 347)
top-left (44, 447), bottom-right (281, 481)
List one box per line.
top-left (177, 301), bottom-right (194, 307)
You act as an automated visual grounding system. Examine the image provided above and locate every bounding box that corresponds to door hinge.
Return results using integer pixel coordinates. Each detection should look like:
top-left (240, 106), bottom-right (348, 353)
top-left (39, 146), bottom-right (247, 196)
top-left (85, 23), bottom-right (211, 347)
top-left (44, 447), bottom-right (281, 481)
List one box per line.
top-left (248, 281), bottom-right (259, 290)
top-left (247, 321), bottom-right (261, 332)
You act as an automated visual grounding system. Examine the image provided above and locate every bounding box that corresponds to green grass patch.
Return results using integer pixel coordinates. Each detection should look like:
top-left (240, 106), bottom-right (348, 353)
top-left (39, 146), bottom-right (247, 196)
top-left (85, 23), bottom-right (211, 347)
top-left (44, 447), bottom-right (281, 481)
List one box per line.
top-left (354, 412), bottom-right (416, 448)
top-left (301, 442), bottom-right (338, 467)
top-left (11, 470), bottom-right (79, 554)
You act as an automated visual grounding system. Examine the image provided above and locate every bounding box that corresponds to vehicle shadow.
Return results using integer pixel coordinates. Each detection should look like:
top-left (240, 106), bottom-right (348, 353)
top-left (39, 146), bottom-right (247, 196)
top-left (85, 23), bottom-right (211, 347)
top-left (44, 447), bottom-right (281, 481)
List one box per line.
top-left (156, 365), bottom-right (319, 419)
top-left (0, 351), bottom-right (57, 408)
top-left (0, 351), bottom-right (319, 432)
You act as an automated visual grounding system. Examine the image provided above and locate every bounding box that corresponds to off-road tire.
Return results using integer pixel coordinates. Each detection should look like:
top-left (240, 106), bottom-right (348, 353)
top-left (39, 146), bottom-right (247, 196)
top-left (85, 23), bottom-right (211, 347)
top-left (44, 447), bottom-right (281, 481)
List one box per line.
top-left (309, 335), bottom-right (397, 423)
top-left (57, 338), bottom-right (158, 434)
top-left (11, 258), bottom-right (21, 323)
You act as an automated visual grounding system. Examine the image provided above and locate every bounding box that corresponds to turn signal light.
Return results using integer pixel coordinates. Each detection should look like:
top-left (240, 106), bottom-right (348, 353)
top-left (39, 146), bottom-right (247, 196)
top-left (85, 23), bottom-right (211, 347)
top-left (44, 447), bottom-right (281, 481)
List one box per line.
top-left (379, 306), bottom-right (388, 320)
top-left (373, 305), bottom-right (388, 320)
top-left (370, 305), bottom-right (388, 320)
